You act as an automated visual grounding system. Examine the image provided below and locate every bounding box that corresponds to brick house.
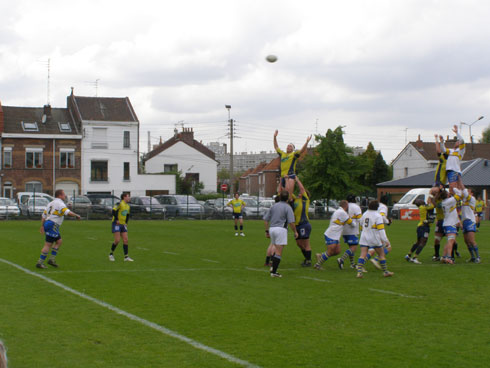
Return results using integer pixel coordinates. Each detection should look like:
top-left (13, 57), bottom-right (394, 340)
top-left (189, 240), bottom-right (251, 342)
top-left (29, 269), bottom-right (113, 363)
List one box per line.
top-left (0, 100), bottom-right (82, 198)
top-left (239, 157), bottom-right (280, 198)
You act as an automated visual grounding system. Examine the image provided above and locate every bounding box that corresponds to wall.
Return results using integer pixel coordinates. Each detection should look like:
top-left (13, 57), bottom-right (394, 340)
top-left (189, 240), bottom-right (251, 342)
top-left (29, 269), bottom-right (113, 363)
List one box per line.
top-left (392, 145), bottom-right (435, 180)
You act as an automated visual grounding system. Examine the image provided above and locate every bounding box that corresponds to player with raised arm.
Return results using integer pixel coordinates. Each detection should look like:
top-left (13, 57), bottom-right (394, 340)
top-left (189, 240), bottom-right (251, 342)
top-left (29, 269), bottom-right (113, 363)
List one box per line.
top-left (337, 195), bottom-right (362, 270)
top-left (273, 130), bottom-right (311, 196)
top-left (460, 188), bottom-right (481, 263)
top-left (443, 125), bottom-right (465, 194)
top-left (109, 193), bottom-right (133, 262)
top-left (355, 200), bottom-right (393, 278)
top-left (227, 193), bottom-right (246, 236)
top-left (36, 189), bottom-right (81, 269)
top-left (314, 200), bottom-right (353, 270)
top-left (440, 188), bottom-right (463, 264)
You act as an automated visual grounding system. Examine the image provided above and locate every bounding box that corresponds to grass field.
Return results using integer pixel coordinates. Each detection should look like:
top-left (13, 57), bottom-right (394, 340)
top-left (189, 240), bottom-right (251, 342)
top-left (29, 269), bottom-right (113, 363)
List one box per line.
top-left (1, 219), bottom-right (489, 368)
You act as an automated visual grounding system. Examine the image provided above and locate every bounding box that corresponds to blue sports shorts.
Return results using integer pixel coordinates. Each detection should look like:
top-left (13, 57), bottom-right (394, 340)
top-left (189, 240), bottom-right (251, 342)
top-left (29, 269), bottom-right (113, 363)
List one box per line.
top-left (324, 235), bottom-right (339, 245)
top-left (435, 219), bottom-right (444, 234)
top-left (44, 220), bottom-right (61, 243)
top-left (342, 234), bottom-right (359, 246)
top-left (417, 225), bottom-right (430, 239)
top-left (233, 212), bottom-right (243, 219)
top-left (297, 222), bottom-right (311, 239)
top-left (446, 170), bottom-right (461, 184)
top-left (112, 223), bottom-right (128, 233)
top-left (462, 219), bottom-right (476, 233)
top-left (443, 225), bottom-right (458, 235)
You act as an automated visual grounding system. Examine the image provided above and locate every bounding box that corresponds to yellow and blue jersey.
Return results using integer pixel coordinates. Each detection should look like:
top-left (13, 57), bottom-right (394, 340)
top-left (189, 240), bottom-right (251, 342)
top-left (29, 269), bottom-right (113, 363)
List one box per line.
top-left (112, 200), bottom-right (130, 225)
top-left (292, 192), bottom-right (310, 226)
top-left (228, 199), bottom-right (246, 214)
top-left (417, 203), bottom-right (435, 227)
top-left (434, 152), bottom-right (448, 185)
top-left (276, 147), bottom-right (301, 177)
top-left (475, 200), bottom-right (485, 213)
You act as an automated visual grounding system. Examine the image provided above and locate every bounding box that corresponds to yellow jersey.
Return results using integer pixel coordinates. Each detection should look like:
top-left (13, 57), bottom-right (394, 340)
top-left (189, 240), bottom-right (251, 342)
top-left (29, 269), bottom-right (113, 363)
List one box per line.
top-left (434, 152), bottom-right (448, 185)
top-left (292, 192), bottom-right (310, 225)
top-left (475, 200), bottom-right (485, 213)
top-left (418, 203), bottom-right (435, 227)
top-left (276, 147), bottom-right (301, 177)
top-left (228, 198), bottom-right (246, 214)
top-left (112, 200), bottom-right (130, 225)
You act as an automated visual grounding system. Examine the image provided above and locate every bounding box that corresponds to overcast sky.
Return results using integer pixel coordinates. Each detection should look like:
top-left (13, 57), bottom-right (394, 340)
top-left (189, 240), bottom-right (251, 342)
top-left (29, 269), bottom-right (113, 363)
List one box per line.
top-left (1, 0), bottom-right (490, 162)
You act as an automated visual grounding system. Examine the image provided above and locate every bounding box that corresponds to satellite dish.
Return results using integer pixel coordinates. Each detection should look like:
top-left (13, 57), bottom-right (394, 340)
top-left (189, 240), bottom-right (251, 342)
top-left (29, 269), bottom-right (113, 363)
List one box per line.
top-left (41, 114), bottom-right (47, 123)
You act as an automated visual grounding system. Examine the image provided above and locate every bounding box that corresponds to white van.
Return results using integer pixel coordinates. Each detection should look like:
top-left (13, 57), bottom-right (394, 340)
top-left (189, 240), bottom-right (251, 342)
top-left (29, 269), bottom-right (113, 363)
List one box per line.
top-left (16, 192), bottom-right (54, 205)
top-left (391, 188), bottom-right (431, 220)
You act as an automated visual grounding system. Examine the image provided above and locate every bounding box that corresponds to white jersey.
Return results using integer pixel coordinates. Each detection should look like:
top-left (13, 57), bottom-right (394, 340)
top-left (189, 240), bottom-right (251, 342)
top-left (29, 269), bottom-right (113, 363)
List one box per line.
top-left (42, 198), bottom-right (71, 226)
top-left (442, 196), bottom-right (460, 227)
top-left (342, 203), bottom-right (362, 236)
top-left (325, 207), bottom-right (352, 241)
top-left (445, 133), bottom-right (465, 173)
top-left (378, 203), bottom-right (390, 224)
top-left (461, 192), bottom-right (476, 223)
top-left (359, 210), bottom-right (388, 246)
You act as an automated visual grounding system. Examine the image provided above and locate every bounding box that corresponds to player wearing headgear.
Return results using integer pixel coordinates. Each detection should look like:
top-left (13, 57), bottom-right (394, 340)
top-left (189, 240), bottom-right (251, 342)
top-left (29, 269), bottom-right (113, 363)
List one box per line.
top-left (36, 189), bottom-right (81, 269)
top-left (314, 200), bottom-right (353, 270)
top-left (440, 188), bottom-right (463, 264)
top-left (109, 193), bottom-right (133, 262)
top-left (460, 188), bottom-right (480, 263)
top-left (355, 200), bottom-right (393, 278)
top-left (227, 193), bottom-right (246, 236)
top-left (337, 195), bottom-right (362, 270)
top-left (404, 197), bottom-right (435, 264)
top-left (273, 130), bottom-right (311, 196)
top-left (291, 177), bottom-right (312, 266)
top-left (443, 125), bottom-right (465, 195)
top-left (366, 194), bottom-right (392, 269)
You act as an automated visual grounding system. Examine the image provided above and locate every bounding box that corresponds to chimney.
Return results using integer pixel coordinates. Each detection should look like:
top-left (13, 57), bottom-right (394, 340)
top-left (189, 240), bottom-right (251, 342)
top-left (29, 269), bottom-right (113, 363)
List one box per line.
top-left (42, 104), bottom-right (52, 123)
top-left (415, 134), bottom-right (423, 149)
top-left (181, 127), bottom-right (194, 145)
top-left (0, 100), bottom-right (4, 134)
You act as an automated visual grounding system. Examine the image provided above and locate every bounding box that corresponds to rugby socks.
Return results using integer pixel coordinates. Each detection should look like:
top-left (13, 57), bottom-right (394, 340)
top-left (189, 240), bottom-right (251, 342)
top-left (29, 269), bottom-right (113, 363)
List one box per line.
top-left (271, 255), bottom-right (281, 273)
top-left (380, 259), bottom-right (388, 272)
top-left (240, 225), bottom-right (243, 231)
top-left (340, 249), bottom-right (354, 263)
top-left (304, 250), bottom-right (311, 261)
top-left (123, 244), bottom-right (129, 256)
top-left (408, 243), bottom-right (418, 256)
top-left (110, 243), bottom-right (117, 254)
top-left (365, 252), bottom-right (372, 260)
top-left (317, 252), bottom-right (329, 265)
top-left (434, 243), bottom-right (440, 257)
top-left (265, 256), bottom-right (271, 265)
top-left (234, 225), bottom-right (238, 231)
top-left (38, 251), bottom-right (49, 264)
top-left (477, 222), bottom-right (480, 228)
top-left (356, 257), bottom-right (366, 272)
top-left (473, 245), bottom-right (480, 258)
top-left (50, 247), bottom-right (59, 260)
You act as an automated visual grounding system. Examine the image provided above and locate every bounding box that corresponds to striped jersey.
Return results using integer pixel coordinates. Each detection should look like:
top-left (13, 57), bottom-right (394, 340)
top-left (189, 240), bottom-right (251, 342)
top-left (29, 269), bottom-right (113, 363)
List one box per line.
top-left (461, 193), bottom-right (476, 223)
top-left (342, 202), bottom-right (362, 236)
top-left (417, 203), bottom-right (435, 227)
top-left (359, 210), bottom-right (388, 246)
top-left (442, 195), bottom-right (462, 227)
top-left (445, 133), bottom-right (465, 173)
top-left (291, 192), bottom-right (310, 225)
top-left (276, 147), bottom-right (301, 177)
top-left (42, 198), bottom-right (71, 226)
top-left (324, 207), bottom-right (352, 241)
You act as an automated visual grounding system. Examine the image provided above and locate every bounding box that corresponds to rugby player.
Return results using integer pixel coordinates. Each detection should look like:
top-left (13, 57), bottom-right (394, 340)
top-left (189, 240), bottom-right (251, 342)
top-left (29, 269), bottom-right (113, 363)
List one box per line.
top-left (314, 200), bottom-right (353, 270)
top-left (337, 195), bottom-right (362, 270)
top-left (404, 198), bottom-right (435, 264)
top-left (109, 193), bottom-right (133, 262)
top-left (227, 193), bottom-right (246, 236)
top-left (366, 195), bottom-right (392, 269)
top-left (355, 200), bottom-right (393, 278)
top-left (475, 195), bottom-right (485, 229)
top-left (273, 130), bottom-right (311, 196)
top-left (443, 125), bottom-right (465, 195)
top-left (460, 189), bottom-right (481, 263)
top-left (36, 189), bottom-right (81, 269)
top-left (291, 177), bottom-right (312, 267)
top-left (440, 188), bottom-right (463, 264)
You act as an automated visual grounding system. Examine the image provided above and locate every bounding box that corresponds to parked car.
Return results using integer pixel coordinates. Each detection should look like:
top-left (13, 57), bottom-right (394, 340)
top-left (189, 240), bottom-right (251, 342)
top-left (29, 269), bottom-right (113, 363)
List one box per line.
top-left (21, 197), bottom-right (50, 217)
top-left (213, 198), bottom-right (233, 216)
top-left (91, 197), bottom-right (120, 215)
top-left (67, 195), bottom-right (93, 215)
top-left (154, 195), bottom-right (180, 217)
top-left (16, 192), bottom-right (54, 206)
top-left (86, 193), bottom-right (120, 204)
top-left (130, 196), bottom-right (166, 215)
top-left (172, 195), bottom-right (204, 217)
top-left (311, 199), bottom-right (339, 215)
top-left (0, 198), bottom-right (21, 217)
top-left (242, 197), bottom-right (266, 217)
top-left (201, 200), bottom-right (217, 216)
top-left (391, 188), bottom-right (432, 219)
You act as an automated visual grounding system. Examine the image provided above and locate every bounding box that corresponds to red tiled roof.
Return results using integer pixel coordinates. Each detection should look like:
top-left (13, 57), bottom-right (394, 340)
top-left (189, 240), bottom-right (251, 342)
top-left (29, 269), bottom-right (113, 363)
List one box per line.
top-left (145, 135), bottom-right (216, 161)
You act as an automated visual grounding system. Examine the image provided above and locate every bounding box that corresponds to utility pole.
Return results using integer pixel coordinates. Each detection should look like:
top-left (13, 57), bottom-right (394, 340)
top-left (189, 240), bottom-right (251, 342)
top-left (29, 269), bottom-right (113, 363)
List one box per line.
top-left (225, 105), bottom-right (234, 195)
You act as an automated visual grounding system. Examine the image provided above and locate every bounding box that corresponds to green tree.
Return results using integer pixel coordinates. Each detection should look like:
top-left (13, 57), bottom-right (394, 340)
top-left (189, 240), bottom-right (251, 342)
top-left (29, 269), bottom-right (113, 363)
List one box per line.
top-left (479, 125), bottom-right (490, 143)
top-left (300, 126), bottom-right (368, 201)
top-left (172, 171), bottom-right (204, 195)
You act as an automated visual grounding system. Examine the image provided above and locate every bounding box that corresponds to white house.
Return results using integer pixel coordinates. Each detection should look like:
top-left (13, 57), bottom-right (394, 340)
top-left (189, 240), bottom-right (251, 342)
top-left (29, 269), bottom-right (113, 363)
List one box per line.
top-left (145, 128), bottom-right (218, 193)
top-left (68, 92), bottom-right (175, 196)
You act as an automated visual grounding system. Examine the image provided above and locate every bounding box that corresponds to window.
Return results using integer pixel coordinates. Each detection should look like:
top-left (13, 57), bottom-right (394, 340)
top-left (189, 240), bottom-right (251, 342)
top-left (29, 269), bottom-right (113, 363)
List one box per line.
top-left (22, 121), bottom-right (39, 132)
top-left (26, 148), bottom-right (43, 168)
top-left (91, 161), bottom-right (108, 182)
top-left (404, 167), bottom-right (408, 177)
top-left (123, 131), bottom-right (130, 148)
top-left (92, 128), bottom-right (108, 149)
top-left (164, 164), bottom-right (178, 173)
top-left (3, 182), bottom-right (12, 198)
top-left (123, 162), bottom-right (130, 181)
top-left (25, 181), bottom-right (42, 192)
top-left (58, 122), bottom-right (72, 132)
top-left (60, 149), bottom-right (75, 168)
top-left (3, 147), bottom-right (12, 168)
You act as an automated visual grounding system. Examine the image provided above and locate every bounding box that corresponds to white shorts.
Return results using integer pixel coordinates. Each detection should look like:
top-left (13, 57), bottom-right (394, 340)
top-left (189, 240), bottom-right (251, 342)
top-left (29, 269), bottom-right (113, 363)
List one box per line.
top-left (269, 227), bottom-right (288, 246)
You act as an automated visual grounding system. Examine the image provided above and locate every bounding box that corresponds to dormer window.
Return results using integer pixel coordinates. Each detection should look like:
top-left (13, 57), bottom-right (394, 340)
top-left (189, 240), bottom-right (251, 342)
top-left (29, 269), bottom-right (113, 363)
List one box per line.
top-left (22, 121), bottom-right (39, 132)
top-left (58, 122), bottom-right (72, 132)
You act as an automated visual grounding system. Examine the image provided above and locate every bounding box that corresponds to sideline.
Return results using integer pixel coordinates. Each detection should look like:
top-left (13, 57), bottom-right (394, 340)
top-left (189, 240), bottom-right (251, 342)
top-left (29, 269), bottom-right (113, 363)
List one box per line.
top-left (0, 258), bottom-right (261, 368)
top-left (369, 288), bottom-right (423, 298)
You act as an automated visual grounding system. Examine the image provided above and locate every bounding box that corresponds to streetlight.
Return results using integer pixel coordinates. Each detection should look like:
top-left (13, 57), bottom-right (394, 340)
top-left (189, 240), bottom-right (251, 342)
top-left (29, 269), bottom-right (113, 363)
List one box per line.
top-left (461, 116), bottom-right (484, 158)
top-left (225, 105), bottom-right (234, 195)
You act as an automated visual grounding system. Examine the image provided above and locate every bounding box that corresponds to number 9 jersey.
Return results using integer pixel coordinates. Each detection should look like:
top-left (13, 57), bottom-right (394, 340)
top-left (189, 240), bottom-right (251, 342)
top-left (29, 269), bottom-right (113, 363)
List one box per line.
top-left (359, 210), bottom-right (388, 246)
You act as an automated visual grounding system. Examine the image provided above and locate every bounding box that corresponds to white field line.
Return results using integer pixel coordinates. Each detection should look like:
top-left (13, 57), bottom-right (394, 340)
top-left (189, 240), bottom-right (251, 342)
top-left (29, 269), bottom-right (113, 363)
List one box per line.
top-left (136, 247), bottom-right (150, 251)
top-left (245, 267), bottom-right (297, 272)
top-left (297, 276), bottom-right (332, 283)
top-left (368, 288), bottom-right (423, 299)
top-left (0, 258), bottom-right (261, 368)
top-left (37, 268), bottom-right (235, 274)
top-left (163, 251), bottom-right (179, 255)
top-left (202, 259), bottom-right (220, 263)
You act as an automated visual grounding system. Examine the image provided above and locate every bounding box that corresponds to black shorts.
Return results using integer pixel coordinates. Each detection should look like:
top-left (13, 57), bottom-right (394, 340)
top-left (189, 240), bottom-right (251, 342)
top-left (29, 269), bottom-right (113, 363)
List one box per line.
top-left (435, 219), bottom-right (444, 234)
top-left (233, 212), bottom-right (243, 219)
top-left (417, 225), bottom-right (430, 239)
top-left (296, 222), bottom-right (311, 239)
